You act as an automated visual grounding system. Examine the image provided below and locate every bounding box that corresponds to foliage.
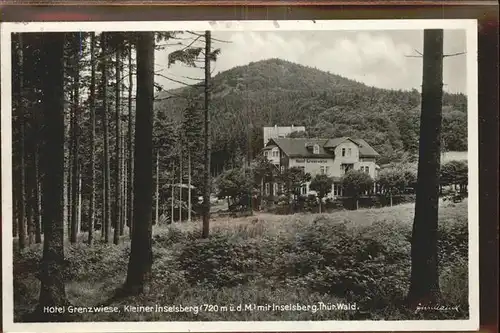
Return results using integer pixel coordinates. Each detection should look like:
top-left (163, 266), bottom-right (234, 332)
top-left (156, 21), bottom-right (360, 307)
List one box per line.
top-left (179, 234), bottom-right (266, 288)
top-left (377, 168), bottom-right (415, 196)
top-left (280, 167), bottom-right (312, 198)
top-left (14, 201), bottom-right (469, 321)
top-left (216, 168), bottom-right (254, 209)
top-left (341, 170), bottom-right (374, 199)
top-left (309, 174), bottom-right (334, 199)
top-left (155, 58), bottom-right (467, 169)
top-left (440, 160), bottom-right (468, 187)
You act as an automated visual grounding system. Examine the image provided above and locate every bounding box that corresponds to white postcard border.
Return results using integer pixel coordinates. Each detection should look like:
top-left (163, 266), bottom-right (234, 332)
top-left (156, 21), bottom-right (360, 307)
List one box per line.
top-left (1, 19), bottom-right (479, 332)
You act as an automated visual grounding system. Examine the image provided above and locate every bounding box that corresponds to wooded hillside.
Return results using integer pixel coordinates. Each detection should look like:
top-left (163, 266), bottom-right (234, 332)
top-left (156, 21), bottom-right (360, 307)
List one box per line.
top-left (155, 58), bottom-right (467, 169)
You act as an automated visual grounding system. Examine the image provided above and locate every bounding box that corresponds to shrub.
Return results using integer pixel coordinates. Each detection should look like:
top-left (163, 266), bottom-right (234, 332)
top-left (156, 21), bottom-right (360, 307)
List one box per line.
top-left (178, 234), bottom-right (268, 288)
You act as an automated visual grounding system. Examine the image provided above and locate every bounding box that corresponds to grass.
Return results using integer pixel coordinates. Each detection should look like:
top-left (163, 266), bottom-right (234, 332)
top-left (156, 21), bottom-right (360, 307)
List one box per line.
top-left (13, 200), bottom-right (469, 322)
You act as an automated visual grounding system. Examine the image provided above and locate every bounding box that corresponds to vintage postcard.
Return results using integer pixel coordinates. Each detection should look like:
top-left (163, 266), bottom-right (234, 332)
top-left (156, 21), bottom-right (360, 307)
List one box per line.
top-left (1, 19), bottom-right (479, 332)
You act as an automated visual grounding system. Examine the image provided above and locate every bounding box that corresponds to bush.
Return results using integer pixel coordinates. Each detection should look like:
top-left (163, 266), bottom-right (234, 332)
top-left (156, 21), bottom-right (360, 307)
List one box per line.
top-left (178, 234), bottom-right (269, 288)
top-left (263, 217), bottom-right (412, 309)
top-left (440, 258), bottom-right (469, 314)
top-left (152, 227), bottom-right (199, 248)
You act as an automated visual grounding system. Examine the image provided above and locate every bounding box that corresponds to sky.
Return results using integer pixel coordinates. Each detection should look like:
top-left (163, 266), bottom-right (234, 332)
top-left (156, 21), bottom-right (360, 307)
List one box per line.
top-left (154, 29), bottom-right (468, 94)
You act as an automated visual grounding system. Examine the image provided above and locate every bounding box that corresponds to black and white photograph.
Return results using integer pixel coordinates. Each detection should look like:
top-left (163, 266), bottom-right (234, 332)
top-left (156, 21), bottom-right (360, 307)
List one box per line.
top-left (1, 20), bottom-right (478, 332)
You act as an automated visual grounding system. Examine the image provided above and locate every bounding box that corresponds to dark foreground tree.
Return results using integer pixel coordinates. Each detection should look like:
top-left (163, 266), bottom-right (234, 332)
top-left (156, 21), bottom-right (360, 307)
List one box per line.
top-left (33, 32), bottom-right (71, 321)
top-left (124, 32), bottom-right (154, 295)
top-left (202, 30), bottom-right (211, 238)
top-left (407, 29), bottom-right (444, 306)
top-left (88, 32), bottom-right (96, 245)
top-left (15, 33), bottom-right (27, 250)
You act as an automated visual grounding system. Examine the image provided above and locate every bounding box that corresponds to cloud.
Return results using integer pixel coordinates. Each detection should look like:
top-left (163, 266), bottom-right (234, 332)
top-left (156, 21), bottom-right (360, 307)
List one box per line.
top-left (155, 30), bottom-right (467, 94)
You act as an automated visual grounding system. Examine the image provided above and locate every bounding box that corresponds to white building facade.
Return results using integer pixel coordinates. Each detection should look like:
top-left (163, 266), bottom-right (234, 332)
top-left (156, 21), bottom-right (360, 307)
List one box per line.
top-left (263, 125), bottom-right (306, 147)
top-left (262, 137), bottom-right (379, 198)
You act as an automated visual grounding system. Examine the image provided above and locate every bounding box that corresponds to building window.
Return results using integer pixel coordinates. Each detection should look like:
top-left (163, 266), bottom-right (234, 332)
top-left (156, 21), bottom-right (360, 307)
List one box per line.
top-left (325, 166), bottom-right (330, 175)
top-left (263, 151), bottom-right (268, 157)
top-left (365, 166), bottom-right (370, 174)
top-left (272, 150), bottom-right (279, 157)
top-left (313, 144), bottom-right (319, 154)
top-left (320, 166), bottom-right (325, 174)
top-left (342, 148), bottom-right (346, 157)
top-left (273, 183), bottom-right (278, 195)
top-left (342, 163), bottom-right (353, 174)
top-left (298, 166), bottom-right (305, 174)
top-left (347, 148), bottom-right (352, 156)
top-left (301, 185), bottom-right (307, 195)
top-left (360, 166), bottom-right (364, 173)
top-left (333, 184), bottom-right (342, 196)
top-left (280, 166), bottom-right (285, 173)
top-left (265, 183), bottom-right (270, 196)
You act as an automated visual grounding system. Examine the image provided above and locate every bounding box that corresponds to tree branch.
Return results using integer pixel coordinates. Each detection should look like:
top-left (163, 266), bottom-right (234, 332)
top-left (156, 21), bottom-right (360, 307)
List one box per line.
top-left (443, 51), bottom-right (466, 58)
top-left (154, 72), bottom-right (200, 87)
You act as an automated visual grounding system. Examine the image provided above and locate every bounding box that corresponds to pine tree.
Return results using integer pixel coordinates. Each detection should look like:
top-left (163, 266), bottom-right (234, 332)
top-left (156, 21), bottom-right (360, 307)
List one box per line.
top-left (407, 29), bottom-right (444, 306)
top-left (124, 32), bottom-right (155, 294)
top-left (101, 33), bottom-right (112, 243)
top-left (70, 33), bottom-right (81, 244)
top-left (113, 35), bottom-right (123, 245)
top-left (88, 32), bottom-right (96, 245)
top-left (202, 31), bottom-right (212, 238)
top-left (35, 31), bottom-right (70, 321)
top-left (15, 33), bottom-right (27, 250)
top-left (127, 40), bottom-right (135, 236)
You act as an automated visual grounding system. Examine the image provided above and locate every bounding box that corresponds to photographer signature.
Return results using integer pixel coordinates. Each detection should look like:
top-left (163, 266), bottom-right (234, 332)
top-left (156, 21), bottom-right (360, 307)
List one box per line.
top-left (415, 304), bottom-right (460, 314)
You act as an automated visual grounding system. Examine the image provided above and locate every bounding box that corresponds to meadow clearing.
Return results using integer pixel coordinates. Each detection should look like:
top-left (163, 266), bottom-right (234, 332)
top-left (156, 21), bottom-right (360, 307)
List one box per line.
top-left (13, 200), bottom-right (469, 322)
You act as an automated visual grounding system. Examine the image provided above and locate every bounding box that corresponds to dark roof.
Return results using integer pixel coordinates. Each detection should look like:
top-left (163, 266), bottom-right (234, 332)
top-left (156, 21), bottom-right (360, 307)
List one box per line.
top-left (269, 138), bottom-right (331, 158)
top-left (267, 137), bottom-right (379, 158)
top-left (350, 138), bottom-right (380, 157)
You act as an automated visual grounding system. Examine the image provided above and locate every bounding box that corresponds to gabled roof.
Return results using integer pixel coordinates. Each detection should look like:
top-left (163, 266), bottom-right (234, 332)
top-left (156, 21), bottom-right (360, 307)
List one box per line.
top-left (350, 138), bottom-right (380, 157)
top-left (324, 137), bottom-right (355, 148)
top-left (268, 138), bottom-right (331, 158)
top-left (266, 137), bottom-right (379, 158)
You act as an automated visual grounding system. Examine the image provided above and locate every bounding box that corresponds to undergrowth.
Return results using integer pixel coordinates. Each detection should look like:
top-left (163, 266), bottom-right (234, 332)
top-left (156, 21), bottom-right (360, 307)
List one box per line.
top-left (13, 201), bottom-right (469, 321)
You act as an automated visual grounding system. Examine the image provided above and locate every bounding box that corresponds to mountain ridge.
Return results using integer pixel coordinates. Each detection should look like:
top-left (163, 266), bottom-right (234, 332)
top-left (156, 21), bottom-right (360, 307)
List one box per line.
top-left (154, 57), bottom-right (467, 170)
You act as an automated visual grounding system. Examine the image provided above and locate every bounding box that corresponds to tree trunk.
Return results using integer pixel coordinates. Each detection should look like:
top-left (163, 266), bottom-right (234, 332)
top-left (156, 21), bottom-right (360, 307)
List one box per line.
top-left (101, 155), bottom-right (106, 240)
top-left (114, 40), bottom-right (122, 245)
top-left (121, 123), bottom-right (126, 235)
top-left (70, 34), bottom-right (80, 244)
top-left (102, 33), bottom-right (112, 243)
top-left (171, 162), bottom-right (174, 224)
top-left (124, 32), bottom-right (155, 295)
top-left (16, 33), bottom-right (27, 250)
top-left (188, 150), bottom-right (192, 222)
top-left (202, 31), bottom-right (212, 238)
top-left (66, 134), bottom-right (72, 240)
top-left (13, 185), bottom-right (18, 238)
top-left (318, 198), bottom-right (322, 213)
top-left (127, 41), bottom-right (134, 233)
top-left (78, 171), bottom-right (83, 233)
top-left (407, 29), bottom-right (444, 306)
top-left (355, 198), bottom-right (359, 210)
top-left (34, 151), bottom-right (42, 243)
top-left (390, 192), bottom-right (393, 207)
top-left (88, 32), bottom-right (96, 245)
top-left (34, 32), bottom-right (70, 321)
top-left (179, 146), bottom-right (183, 222)
top-left (155, 149), bottom-right (160, 225)
top-left (26, 160), bottom-right (34, 245)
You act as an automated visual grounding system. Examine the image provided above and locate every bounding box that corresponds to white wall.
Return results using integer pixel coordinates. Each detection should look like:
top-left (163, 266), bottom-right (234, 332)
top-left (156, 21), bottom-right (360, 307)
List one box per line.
top-left (264, 147), bottom-right (281, 165)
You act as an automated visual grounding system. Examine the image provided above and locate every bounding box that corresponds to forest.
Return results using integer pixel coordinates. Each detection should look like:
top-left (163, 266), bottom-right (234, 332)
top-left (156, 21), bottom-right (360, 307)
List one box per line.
top-left (156, 57), bottom-right (467, 169)
top-left (9, 29), bottom-right (469, 323)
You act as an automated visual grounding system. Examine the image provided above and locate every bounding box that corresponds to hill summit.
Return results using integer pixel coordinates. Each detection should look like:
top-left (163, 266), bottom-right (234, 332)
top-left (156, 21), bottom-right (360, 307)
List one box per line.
top-left (155, 58), bottom-right (467, 169)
